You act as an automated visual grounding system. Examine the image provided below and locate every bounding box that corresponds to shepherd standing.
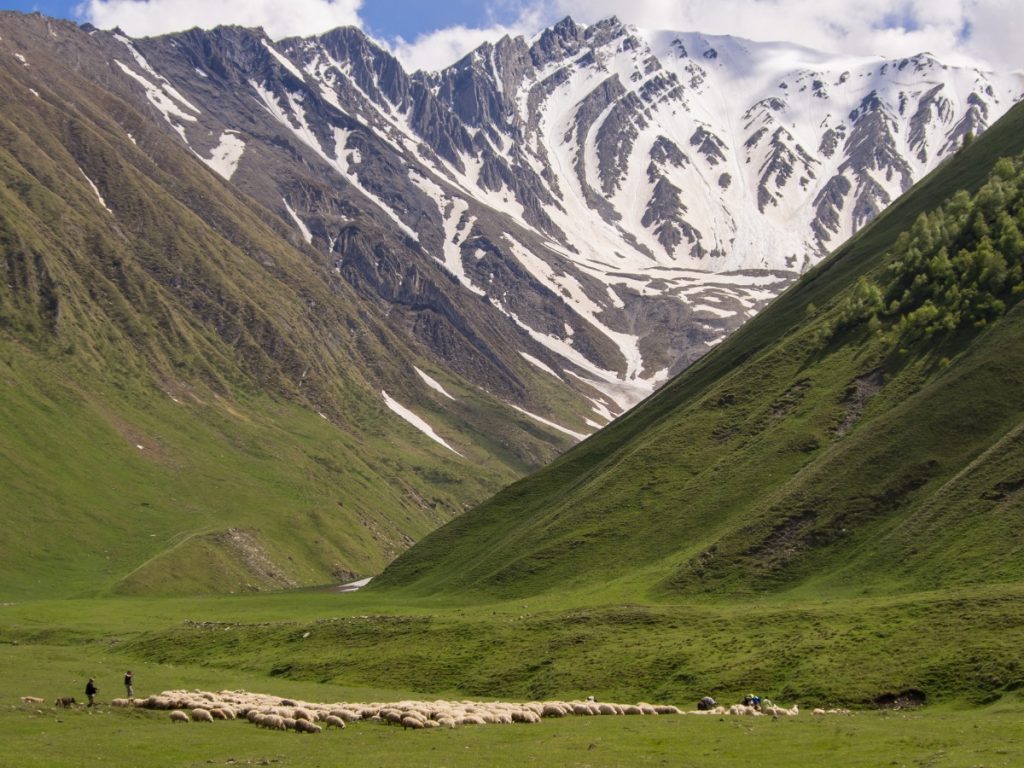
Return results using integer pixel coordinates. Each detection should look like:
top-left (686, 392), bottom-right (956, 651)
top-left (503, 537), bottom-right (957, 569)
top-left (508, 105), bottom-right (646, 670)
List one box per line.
top-left (124, 671), bottom-right (134, 699)
top-left (85, 678), bottom-right (98, 707)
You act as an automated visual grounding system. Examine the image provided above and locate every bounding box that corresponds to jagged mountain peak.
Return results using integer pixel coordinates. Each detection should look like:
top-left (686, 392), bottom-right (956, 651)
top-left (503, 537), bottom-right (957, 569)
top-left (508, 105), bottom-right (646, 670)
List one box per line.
top-left (4, 10), bottom-right (1020, 418)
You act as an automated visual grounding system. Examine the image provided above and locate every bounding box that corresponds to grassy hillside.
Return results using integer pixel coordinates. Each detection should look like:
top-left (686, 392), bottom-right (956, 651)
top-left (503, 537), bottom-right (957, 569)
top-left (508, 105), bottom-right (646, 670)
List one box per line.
top-left (376, 100), bottom-right (1024, 601)
top-left (0, 25), bottom-right (583, 599)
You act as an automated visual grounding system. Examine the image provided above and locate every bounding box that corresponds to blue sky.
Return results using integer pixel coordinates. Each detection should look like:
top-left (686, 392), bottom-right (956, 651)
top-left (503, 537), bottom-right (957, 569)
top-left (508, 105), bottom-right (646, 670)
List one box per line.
top-left (1, 0), bottom-right (1020, 72)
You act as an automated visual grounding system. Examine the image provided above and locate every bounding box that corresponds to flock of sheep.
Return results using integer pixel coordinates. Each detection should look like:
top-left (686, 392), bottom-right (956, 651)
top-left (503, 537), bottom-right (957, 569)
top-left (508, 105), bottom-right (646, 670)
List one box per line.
top-left (114, 689), bottom-right (843, 732)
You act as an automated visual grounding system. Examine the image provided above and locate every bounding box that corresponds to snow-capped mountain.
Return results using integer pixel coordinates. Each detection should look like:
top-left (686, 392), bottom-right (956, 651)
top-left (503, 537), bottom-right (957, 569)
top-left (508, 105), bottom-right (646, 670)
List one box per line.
top-left (5, 13), bottom-right (1021, 425)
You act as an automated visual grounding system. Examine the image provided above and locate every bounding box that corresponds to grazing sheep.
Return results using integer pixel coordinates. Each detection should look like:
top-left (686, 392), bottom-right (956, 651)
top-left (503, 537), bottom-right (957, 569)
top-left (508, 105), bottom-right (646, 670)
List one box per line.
top-left (295, 718), bottom-right (321, 734)
top-left (729, 704), bottom-right (759, 716)
top-left (20, 696), bottom-right (45, 705)
top-left (191, 708), bottom-right (214, 723)
top-left (144, 689), bottom-right (690, 733)
top-left (812, 708), bottom-right (826, 716)
top-left (54, 697), bottom-right (76, 708)
top-left (654, 705), bottom-right (681, 715)
top-left (381, 709), bottom-right (403, 725)
top-left (263, 714), bottom-right (286, 731)
top-left (110, 698), bottom-right (131, 708)
top-left (169, 710), bottom-right (190, 724)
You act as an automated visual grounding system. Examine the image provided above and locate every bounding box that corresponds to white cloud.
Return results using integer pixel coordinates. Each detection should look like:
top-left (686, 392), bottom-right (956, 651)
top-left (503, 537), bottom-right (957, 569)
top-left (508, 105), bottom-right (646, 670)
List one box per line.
top-left (543, 0), bottom-right (1023, 71)
top-left (387, 0), bottom-right (1023, 73)
top-left (77, 0), bottom-right (363, 39)
top-left (389, 7), bottom-right (545, 72)
top-left (76, 0), bottom-right (1023, 72)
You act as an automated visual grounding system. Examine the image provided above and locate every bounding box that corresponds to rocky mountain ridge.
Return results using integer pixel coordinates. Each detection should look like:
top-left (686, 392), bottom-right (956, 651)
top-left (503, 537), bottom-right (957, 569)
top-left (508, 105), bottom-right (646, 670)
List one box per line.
top-left (4, 11), bottom-right (1021, 421)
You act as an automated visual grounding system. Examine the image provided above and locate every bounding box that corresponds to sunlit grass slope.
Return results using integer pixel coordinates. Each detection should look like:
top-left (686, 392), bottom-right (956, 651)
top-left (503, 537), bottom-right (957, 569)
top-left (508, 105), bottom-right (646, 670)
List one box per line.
top-left (0, 36), bottom-right (578, 599)
top-left (376, 101), bottom-right (1024, 602)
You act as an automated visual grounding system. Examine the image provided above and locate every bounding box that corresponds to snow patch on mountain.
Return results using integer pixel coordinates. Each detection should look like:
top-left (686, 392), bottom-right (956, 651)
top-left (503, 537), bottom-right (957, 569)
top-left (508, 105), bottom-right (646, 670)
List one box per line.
top-left (415, 367), bottom-right (456, 400)
top-left (381, 390), bottom-right (463, 456)
top-left (201, 130), bottom-right (246, 180)
top-left (282, 199), bottom-right (313, 244)
top-left (78, 166), bottom-right (112, 214)
top-left (509, 404), bottom-right (589, 442)
top-left (520, 351), bottom-right (561, 379)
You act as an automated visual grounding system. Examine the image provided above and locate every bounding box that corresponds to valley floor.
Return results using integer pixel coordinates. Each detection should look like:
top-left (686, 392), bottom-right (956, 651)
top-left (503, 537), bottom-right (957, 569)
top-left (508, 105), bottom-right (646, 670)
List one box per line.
top-left (2, 585), bottom-right (1023, 766)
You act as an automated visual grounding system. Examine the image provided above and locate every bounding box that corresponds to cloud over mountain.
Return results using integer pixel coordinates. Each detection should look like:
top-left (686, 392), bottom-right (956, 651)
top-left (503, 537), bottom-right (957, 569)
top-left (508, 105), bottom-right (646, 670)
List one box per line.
top-left (77, 0), bottom-right (363, 39)
top-left (77, 0), bottom-right (1021, 72)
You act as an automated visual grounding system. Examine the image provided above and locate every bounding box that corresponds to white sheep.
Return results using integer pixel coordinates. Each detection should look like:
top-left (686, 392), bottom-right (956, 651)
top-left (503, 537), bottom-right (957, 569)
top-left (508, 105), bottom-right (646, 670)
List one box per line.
top-left (324, 715), bottom-right (346, 729)
top-left (191, 708), bottom-right (214, 723)
top-left (258, 714), bottom-right (285, 730)
top-left (169, 710), bottom-right (190, 724)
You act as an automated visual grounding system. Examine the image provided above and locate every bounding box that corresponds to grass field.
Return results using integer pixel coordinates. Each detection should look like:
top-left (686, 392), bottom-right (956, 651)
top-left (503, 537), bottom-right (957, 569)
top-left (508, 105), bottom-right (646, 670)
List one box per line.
top-left (2, 583), bottom-right (1024, 767)
top-left (2, 640), bottom-right (1023, 768)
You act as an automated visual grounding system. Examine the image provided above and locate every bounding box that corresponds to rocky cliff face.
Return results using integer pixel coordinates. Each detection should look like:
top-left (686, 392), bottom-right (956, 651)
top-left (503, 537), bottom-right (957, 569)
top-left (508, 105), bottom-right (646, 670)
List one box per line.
top-left (4, 12), bottom-right (1021, 426)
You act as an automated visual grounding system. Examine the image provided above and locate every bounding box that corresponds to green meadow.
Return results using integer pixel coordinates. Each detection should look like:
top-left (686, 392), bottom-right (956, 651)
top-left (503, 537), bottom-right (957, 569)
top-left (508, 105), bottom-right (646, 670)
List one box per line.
top-left (3, 584), bottom-right (1024, 767)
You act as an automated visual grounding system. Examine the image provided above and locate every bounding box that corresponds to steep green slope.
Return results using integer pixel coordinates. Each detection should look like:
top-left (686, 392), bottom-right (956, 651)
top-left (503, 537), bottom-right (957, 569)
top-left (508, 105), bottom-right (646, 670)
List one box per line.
top-left (0, 31), bottom-right (577, 599)
top-left (377, 101), bottom-right (1024, 600)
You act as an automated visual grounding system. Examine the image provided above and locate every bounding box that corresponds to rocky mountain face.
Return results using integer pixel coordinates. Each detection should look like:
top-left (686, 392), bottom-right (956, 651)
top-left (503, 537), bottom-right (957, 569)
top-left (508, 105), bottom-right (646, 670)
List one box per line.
top-left (0, 11), bottom-right (1020, 593)
top-left (3, 11), bottom-right (1021, 427)
top-left (92, 16), bottom-right (1024, 413)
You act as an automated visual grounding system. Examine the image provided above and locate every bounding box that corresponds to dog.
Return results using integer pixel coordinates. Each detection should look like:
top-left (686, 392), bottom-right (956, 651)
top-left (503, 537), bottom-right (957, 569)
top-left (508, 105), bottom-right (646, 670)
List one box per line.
top-left (54, 696), bottom-right (76, 708)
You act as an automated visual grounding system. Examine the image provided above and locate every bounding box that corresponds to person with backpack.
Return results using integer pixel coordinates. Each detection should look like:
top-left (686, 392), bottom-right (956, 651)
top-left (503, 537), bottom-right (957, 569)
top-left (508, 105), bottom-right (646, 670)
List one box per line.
top-left (85, 678), bottom-right (98, 707)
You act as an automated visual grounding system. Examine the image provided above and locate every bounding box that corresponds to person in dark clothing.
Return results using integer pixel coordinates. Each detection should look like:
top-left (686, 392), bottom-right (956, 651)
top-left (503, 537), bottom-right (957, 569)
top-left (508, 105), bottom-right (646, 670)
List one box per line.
top-left (124, 671), bottom-right (134, 699)
top-left (85, 678), bottom-right (98, 707)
